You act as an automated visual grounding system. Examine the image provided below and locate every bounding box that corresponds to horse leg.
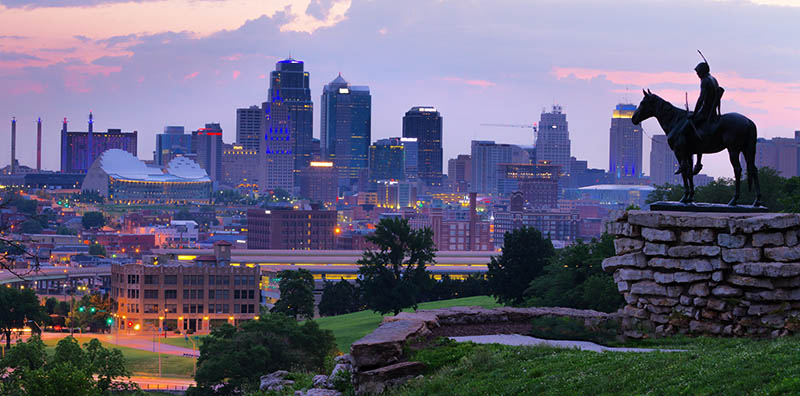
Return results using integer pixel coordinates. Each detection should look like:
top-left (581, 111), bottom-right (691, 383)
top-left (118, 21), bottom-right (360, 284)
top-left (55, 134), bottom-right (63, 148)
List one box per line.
top-left (679, 157), bottom-right (692, 203)
top-left (693, 153), bottom-right (703, 175)
top-left (687, 157), bottom-right (695, 202)
top-left (743, 145), bottom-right (763, 206)
top-left (728, 150), bottom-right (742, 206)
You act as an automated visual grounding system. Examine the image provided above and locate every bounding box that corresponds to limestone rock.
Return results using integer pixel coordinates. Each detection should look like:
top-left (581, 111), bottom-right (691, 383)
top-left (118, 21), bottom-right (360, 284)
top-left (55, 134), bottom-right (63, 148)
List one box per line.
top-left (260, 370), bottom-right (292, 392)
top-left (731, 213), bottom-right (800, 234)
top-left (351, 320), bottom-right (430, 369)
top-left (745, 289), bottom-right (800, 301)
top-left (629, 281), bottom-right (666, 296)
top-left (733, 262), bottom-right (800, 278)
top-left (616, 269), bottom-right (654, 281)
top-left (763, 247), bottom-right (800, 262)
top-left (602, 252), bottom-right (646, 272)
top-left (312, 375), bottom-right (331, 389)
top-left (712, 271), bottom-right (724, 282)
top-left (728, 275), bottom-right (773, 289)
top-left (614, 238), bottom-right (644, 255)
top-left (786, 230), bottom-right (799, 247)
top-left (721, 248), bottom-right (761, 263)
top-left (305, 389), bottom-right (342, 396)
top-left (356, 361), bottom-right (425, 395)
top-left (642, 228), bottom-right (676, 242)
top-left (680, 229), bottom-right (716, 244)
top-left (688, 283), bottom-right (710, 297)
top-left (643, 242), bottom-right (668, 256)
top-left (653, 272), bottom-right (674, 284)
top-left (753, 232), bottom-right (785, 247)
top-left (606, 221), bottom-right (639, 237)
top-left (717, 233), bottom-right (746, 249)
top-left (668, 245), bottom-right (720, 258)
top-left (674, 272), bottom-right (712, 283)
top-left (747, 304), bottom-right (784, 315)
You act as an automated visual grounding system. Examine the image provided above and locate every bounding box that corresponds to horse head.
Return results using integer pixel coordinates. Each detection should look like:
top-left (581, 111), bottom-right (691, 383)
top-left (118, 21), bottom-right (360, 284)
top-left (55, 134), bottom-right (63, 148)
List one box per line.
top-left (632, 89), bottom-right (658, 125)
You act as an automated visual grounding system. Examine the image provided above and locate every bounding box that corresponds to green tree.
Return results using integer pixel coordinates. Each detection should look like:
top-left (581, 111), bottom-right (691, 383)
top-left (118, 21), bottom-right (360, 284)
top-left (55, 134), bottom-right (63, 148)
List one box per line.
top-left (271, 269), bottom-right (315, 319)
top-left (81, 212), bottom-right (106, 229)
top-left (190, 314), bottom-right (335, 395)
top-left (487, 227), bottom-right (554, 306)
top-left (0, 287), bottom-right (44, 349)
top-left (88, 242), bottom-right (107, 257)
top-left (357, 217), bottom-right (436, 315)
top-left (18, 219), bottom-right (43, 234)
top-left (1, 336), bottom-right (46, 370)
top-left (56, 225), bottom-right (77, 235)
top-left (524, 234), bottom-right (623, 313)
top-left (69, 294), bottom-right (114, 333)
top-left (318, 279), bottom-right (361, 317)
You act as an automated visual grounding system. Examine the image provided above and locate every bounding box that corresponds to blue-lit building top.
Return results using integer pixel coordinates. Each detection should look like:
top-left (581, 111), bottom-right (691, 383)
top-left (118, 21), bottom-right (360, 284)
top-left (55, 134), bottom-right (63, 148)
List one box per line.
top-left (320, 74), bottom-right (371, 191)
top-left (608, 103), bottom-right (643, 180)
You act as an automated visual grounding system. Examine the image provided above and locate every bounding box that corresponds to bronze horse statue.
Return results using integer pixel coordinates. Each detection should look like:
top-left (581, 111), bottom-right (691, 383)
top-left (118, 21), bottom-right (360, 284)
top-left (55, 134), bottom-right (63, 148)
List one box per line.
top-left (632, 89), bottom-right (762, 206)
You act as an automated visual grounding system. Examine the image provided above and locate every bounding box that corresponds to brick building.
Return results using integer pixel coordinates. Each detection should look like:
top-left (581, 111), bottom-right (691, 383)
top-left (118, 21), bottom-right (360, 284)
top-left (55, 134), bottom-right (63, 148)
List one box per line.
top-left (246, 207), bottom-right (337, 250)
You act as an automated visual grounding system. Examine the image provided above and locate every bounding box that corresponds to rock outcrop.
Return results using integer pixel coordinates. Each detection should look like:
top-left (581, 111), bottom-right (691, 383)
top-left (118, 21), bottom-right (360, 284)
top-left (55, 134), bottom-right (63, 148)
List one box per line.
top-left (604, 210), bottom-right (800, 338)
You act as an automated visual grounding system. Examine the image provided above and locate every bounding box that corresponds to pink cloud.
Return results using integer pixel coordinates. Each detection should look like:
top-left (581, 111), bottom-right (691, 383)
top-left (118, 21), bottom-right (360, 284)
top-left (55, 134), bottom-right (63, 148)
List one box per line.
top-left (553, 67), bottom-right (800, 131)
top-left (3, 81), bottom-right (46, 95)
top-left (232, 70), bottom-right (240, 80)
top-left (441, 76), bottom-right (496, 88)
top-left (221, 53), bottom-right (242, 61)
top-left (184, 71), bottom-right (199, 80)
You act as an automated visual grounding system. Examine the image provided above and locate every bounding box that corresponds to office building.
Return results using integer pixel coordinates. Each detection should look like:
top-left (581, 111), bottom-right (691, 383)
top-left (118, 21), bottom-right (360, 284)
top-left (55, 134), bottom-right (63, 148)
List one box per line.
top-left (236, 106), bottom-right (262, 151)
top-left (60, 113), bottom-right (138, 173)
top-left (376, 180), bottom-right (417, 209)
top-left (111, 242), bottom-right (260, 333)
top-left (320, 74), bottom-right (371, 190)
top-left (298, 161), bottom-right (338, 204)
top-left (155, 126), bottom-right (192, 166)
top-left (493, 211), bottom-right (579, 248)
top-left (222, 143), bottom-right (261, 193)
top-left (402, 106), bottom-right (443, 186)
top-left (609, 104), bottom-right (643, 180)
top-left (82, 149), bottom-right (212, 204)
top-left (496, 162), bottom-right (559, 208)
top-left (536, 105), bottom-right (571, 175)
top-left (448, 154), bottom-right (471, 192)
top-left (369, 138), bottom-right (405, 182)
top-left (649, 135), bottom-right (680, 186)
top-left (400, 137), bottom-right (419, 180)
top-left (755, 136), bottom-right (800, 177)
top-left (192, 123), bottom-right (223, 184)
top-left (470, 141), bottom-right (529, 194)
top-left (246, 207), bottom-right (337, 250)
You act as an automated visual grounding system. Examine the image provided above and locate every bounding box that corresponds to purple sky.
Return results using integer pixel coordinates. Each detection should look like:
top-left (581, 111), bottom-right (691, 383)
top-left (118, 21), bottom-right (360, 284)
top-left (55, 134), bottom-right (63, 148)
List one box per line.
top-left (1, 0), bottom-right (799, 178)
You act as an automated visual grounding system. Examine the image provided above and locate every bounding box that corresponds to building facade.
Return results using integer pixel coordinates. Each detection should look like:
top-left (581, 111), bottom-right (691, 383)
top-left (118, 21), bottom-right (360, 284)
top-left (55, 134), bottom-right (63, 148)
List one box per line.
top-left (222, 144), bottom-right (261, 193)
top-left (236, 106), bottom-right (262, 151)
top-left (448, 154), bottom-right (471, 192)
top-left (369, 138), bottom-right (405, 182)
top-left (298, 161), bottom-right (338, 204)
top-left (493, 211), bottom-right (579, 248)
top-left (192, 123), bottom-right (223, 184)
top-left (497, 162), bottom-right (559, 208)
top-left (155, 126), bottom-right (192, 167)
top-left (649, 135), bottom-right (680, 186)
top-left (320, 74), bottom-right (371, 191)
top-left (470, 141), bottom-right (529, 194)
top-left (402, 106), bottom-right (443, 187)
top-left (608, 104), bottom-right (643, 181)
top-left (536, 105), bottom-right (571, 175)
top-left (246, 207), bottom-right (337, 250)
top-left (755, 136), bottom-right (800, 177)
top-left (60, 113), bottom-right (138, 173)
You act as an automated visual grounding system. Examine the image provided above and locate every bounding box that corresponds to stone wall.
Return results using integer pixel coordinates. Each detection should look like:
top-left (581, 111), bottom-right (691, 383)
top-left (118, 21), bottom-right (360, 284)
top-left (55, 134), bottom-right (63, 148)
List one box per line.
top-left (604, 210), bottom-right (800, 338)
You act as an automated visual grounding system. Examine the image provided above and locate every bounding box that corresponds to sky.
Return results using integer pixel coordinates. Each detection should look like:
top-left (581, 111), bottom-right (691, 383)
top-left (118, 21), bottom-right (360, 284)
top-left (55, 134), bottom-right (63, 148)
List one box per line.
top-left (1, 0), bottom-right (799, 178)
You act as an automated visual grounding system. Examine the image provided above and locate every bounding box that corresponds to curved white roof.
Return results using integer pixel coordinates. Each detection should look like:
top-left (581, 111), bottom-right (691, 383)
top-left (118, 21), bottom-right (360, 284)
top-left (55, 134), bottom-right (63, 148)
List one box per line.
top-left (98, 149), bottom-right (210, 182)
top-left (579, 184), bottom-right (655, 191)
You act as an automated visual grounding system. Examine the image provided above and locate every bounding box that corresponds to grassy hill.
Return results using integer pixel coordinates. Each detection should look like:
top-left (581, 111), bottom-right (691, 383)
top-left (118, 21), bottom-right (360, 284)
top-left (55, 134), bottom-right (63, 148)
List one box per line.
top-left (316, 295), bottom-right (500, 352)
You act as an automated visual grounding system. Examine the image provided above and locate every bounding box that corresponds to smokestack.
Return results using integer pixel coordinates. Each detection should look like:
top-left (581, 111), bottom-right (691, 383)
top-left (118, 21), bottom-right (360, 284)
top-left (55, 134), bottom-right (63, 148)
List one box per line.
top-left (87, 111), bottom-right (93, 168)
top-left (468, 192), bottom-right (477, 251)
top-left (37, 118), bottom-right (42, 171)
top-left (10, 117), bottom-right (16, 175)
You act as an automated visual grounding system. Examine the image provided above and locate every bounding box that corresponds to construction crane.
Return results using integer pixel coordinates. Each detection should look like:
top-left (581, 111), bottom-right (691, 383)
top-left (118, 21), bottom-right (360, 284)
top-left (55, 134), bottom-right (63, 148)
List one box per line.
top-left (480, 123), bottom-right (538, 143)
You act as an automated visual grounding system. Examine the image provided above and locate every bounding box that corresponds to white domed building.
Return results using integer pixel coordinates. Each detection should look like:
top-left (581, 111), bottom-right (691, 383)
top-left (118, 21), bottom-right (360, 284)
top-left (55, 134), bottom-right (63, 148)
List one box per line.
top-left (82, 149), bottom-right (212, 204)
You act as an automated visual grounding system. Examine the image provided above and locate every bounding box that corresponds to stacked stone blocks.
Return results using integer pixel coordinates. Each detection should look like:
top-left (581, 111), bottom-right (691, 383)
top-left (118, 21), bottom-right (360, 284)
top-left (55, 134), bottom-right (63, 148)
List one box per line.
top-left (604, 210), bottom-right (800, 338)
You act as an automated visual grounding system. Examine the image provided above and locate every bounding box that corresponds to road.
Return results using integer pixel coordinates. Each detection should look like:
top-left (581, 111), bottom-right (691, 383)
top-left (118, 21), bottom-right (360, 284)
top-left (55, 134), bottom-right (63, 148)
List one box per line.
top-left (129, 375), bottom-right (195, 391)
top-left (40, 331), bottom-right (200, 357)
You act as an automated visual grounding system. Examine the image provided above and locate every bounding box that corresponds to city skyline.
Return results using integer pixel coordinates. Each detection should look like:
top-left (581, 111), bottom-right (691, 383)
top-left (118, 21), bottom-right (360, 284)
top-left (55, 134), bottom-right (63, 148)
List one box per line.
top-left (1, 0), bottom-right (800, 178)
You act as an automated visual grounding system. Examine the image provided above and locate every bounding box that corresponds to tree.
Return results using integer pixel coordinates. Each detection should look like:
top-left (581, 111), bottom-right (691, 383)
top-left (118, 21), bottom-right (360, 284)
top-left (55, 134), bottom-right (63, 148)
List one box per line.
top-left (318, 279), bottom-right (361, 317)
top-left (81, 212), bottom-right (105, 229)
top-left (18, 219), bottom-right (43, 234)
top-left (0, 287), bottom-right (44, 349)
top-left (190, 314), bottom-right (335, 395)
top-left (487, 227), bottom-right (554, 306)
top-left (88, 242), bottom-right (107, 257)
top-left (56, 225), bottom-right (77, 235)
top-left (357, 217), bottom-right (436, 315)
top-left (524, 234), bottom-right (623, 313)
top-left (271, 269), bottom-right (315, 319)
top-left (69, 294), bottom-right (114, 333)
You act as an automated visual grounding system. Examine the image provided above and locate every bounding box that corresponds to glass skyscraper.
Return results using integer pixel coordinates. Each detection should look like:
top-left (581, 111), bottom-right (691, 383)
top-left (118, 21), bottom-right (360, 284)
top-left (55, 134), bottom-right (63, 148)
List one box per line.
top-left (320, 74), bottom-right (371, 190)
top-left (609, 103), bottom-right (643, 180)
top-left (402, 106), bottom-right (443, 187)
top-left (536, 105), bottom-right (571, 176)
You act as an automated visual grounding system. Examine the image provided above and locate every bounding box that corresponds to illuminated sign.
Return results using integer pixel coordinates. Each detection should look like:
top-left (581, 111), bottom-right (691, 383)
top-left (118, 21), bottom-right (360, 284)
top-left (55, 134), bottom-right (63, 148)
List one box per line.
top-left (338, 88), bottom-right (350, 94)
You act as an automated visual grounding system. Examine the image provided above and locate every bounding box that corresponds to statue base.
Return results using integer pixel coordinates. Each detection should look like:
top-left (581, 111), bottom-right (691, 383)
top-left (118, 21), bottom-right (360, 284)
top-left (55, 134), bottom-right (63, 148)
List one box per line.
top-left (649, 201), bottom-right (768, 213)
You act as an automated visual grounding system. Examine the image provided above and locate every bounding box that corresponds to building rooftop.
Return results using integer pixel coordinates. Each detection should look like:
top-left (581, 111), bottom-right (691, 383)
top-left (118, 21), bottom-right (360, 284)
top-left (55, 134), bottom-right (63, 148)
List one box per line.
top-left (579, 184), bottom-right (655, 191)
top-left (96, 149), bottom-right (210, 183)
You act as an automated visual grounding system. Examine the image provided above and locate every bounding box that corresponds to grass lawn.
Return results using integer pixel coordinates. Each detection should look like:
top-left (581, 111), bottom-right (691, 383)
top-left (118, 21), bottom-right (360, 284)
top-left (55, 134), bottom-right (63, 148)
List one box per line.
top-left (316, 295), bottom-right (499, 352)
top-left (44, 336), bottom-right (196, 378)
top-left (160, 335), bottom-right (204, 350)
top-left (390, 336), bottom-right (800, 396)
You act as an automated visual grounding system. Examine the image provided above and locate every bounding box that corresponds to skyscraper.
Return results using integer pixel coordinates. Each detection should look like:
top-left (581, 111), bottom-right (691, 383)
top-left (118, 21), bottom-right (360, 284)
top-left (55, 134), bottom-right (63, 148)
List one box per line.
top-left (447, 154), bottom-right (471, 192)
top-left (471, 141), bottom-right (529, 194)
top-left (261, 58), bottom-right (312, 192)
top-left (192, 123), bottom-right (223, 184)
top-left (236, 106), bottom-right (261, 151)
top-left (609, 104), bottom-right (643, 180)
top-left (649, 135), bottom-right (680, 186)
top-left (155, 126), bottom-right (192, 166)
top-left (320, 74), bottom-right (371, 190)
top-left (60, 113), bottom-right (137, 173)
top-left (369, 138), bottom-right (405, 182)
top-left (402, 106), bottom-right (443, 187)
top-left (400, 137), bottom-right (419, 180)
top-left (536, 105), bottom-right (571, 175)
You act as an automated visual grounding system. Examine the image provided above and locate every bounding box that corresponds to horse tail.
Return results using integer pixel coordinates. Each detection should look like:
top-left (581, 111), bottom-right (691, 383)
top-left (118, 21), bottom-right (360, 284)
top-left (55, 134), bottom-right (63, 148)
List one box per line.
top-left (745, 119), bottom-right (758, 192)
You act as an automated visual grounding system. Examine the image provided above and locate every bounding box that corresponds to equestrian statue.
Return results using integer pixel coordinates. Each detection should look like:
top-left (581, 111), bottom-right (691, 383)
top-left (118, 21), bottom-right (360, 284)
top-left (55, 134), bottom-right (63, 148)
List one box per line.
top-left (631, 51), bottom-right (763, 207)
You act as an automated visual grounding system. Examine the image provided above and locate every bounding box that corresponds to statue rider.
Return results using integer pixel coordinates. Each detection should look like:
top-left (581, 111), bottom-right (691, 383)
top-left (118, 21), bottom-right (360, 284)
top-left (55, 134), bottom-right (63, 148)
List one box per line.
top-left (678, 51), bottom-right (725, 175)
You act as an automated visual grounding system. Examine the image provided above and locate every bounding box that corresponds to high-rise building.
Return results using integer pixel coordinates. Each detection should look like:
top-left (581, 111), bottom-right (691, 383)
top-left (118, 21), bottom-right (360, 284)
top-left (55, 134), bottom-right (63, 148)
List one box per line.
top-left (755, 136), bottom-right (800, 177)
top-left (60, 113), bottom-right (138, 173)
top-left (369, 138), bottom-right (405, 182)
top-left (609, 104), bottom-right (643, 180)
top-left (260, 59), bottom-right (313, 192)
top-left (447, 154), bottom-right (471, 192)
top-left (402, 106), bottom-right (443, 187)
top-left (236, 106), bottom-right (261, 151)
top-left (222, 143), bottom-right (261, 193)
top-left (400, 137), bottom-right (419, 180)
top-left (192, 123), bottom-right (223, 184)
top-left (496, 162), bottom-right (559, 208)
top-left (298, 161), bottom-right (338, 204)
top-left (649, 135), bottom-right (680, 186)
top-left (470, 141), bottom-right (529, 194)
top-left (155, 126), bottom-right (192, 166)
top-left (320, 74), bottom-right (371, 191)
top-left (536, 105), bottom-right (571, 175)
top-left (246, 207), bottom-right (337, 250)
